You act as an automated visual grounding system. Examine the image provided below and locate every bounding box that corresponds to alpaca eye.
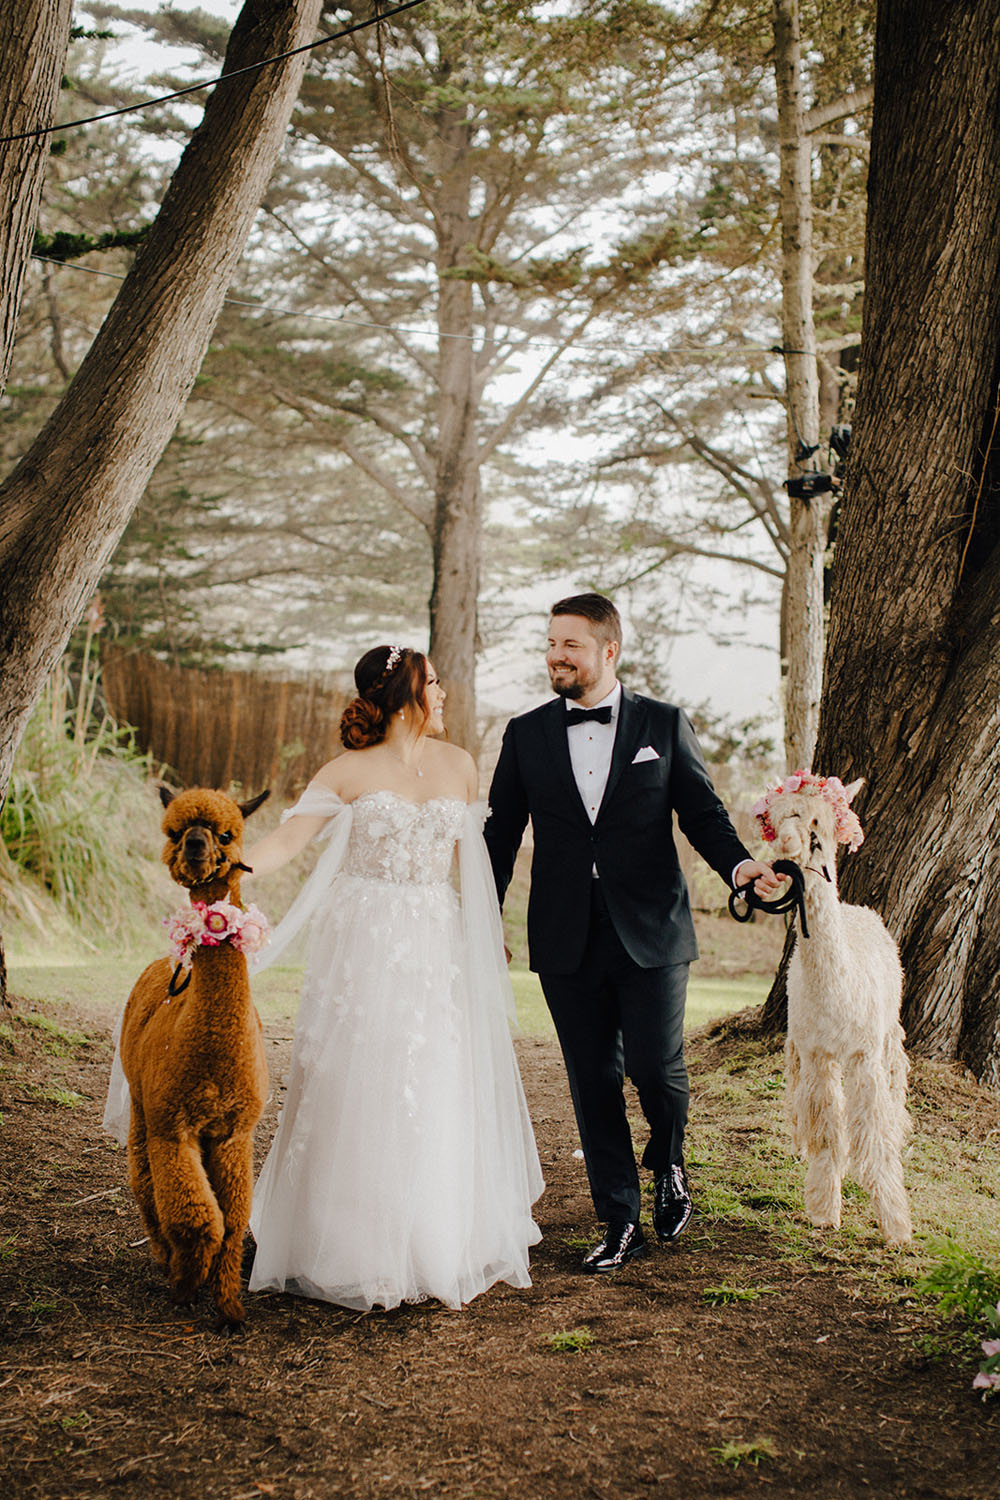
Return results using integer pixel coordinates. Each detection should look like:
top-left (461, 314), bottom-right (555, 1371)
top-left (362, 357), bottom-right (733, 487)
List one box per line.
top-left (168, 830), bottom-right (182, 844)
top-left (218, 831), bottom-right (233, 845)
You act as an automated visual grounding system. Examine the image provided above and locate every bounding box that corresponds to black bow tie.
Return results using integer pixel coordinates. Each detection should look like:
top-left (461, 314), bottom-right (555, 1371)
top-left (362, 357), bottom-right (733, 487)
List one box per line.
top-left (565, 705), bottom-right (613, 726)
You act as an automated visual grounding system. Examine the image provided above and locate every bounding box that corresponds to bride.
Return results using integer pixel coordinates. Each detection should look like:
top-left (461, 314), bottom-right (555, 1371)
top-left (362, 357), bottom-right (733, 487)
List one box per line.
top-left (244, 645), bottom-right (543, 1312)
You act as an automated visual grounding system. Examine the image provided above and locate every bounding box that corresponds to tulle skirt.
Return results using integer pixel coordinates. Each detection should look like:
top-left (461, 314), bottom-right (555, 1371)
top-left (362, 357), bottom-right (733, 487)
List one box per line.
top-left (249, 870), bottom-right (543, 1311)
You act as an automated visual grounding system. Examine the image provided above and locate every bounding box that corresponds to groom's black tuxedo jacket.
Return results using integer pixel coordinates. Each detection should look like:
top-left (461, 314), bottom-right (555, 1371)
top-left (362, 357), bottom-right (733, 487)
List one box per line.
top-left (484, 687), bottom-right (752, 975)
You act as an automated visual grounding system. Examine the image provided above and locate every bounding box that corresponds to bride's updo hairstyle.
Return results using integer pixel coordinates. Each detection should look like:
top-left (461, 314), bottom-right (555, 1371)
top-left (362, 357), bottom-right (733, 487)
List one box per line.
top-left (339, 645), bottom-right (430, 749)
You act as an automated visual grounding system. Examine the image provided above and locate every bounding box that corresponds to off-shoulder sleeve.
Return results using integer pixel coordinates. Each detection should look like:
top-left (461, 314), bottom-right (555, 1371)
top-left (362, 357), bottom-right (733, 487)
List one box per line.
top-left (252, 791), bottom-right (353, 971)
top-left (280, 782), bottom-right (346, 832)
top-left (458, 801), bottom-right (518, 1028)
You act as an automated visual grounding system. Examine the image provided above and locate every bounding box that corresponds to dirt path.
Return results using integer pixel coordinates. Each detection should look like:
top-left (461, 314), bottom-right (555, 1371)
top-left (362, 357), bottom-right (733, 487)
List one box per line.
top-left (0, 999), bottom-right (997, 1499)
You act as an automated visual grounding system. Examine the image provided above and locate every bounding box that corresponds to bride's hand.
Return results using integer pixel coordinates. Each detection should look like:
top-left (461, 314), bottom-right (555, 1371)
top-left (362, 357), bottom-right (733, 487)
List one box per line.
top-left (503, 943), bottom-right (512, 966)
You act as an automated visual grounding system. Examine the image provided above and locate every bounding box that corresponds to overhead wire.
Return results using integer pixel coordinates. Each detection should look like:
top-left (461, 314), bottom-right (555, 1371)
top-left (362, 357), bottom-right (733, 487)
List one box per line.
top-left (15, 4), bottom-right (824, 371)
top-left (0, 0), bottom-right (433, 144)
top-left (30, 254), bottom-right (809, 361)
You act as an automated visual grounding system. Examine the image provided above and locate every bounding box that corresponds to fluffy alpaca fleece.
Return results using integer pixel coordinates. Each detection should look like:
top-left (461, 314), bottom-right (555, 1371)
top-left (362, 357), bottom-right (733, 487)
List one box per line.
top-left (120, 786), bottom-right (270, 1328)
top-left (768, 781), bottom-right (912, 1244)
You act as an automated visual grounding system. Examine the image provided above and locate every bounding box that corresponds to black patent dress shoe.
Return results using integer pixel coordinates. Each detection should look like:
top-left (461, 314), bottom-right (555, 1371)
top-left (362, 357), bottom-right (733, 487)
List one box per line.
top-left (653, 1164), bottom-right (693, 1242)
top-left (581, 1220), bottom-right (647, 1274)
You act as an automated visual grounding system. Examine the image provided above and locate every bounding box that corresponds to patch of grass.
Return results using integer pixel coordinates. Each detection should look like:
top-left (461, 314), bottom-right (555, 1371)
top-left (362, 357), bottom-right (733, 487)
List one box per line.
top-left (0, 1022), bottom-right (16, 1053)
top-left (26, 1299), bottom-right (61, 1318)
top-left (24, 1011), bottom-right (90, 1054)
top-left (41, 1087), bottom-right (87, 1108)
top-left (59, 1412), bottom-right (92, 1432)
top-left (709, 1437), bottom-right (776, 1469)
top-left (507, 969), bottom-right (772, 1039)
top-left (0, 1234), bottom-right (18, 1262)
top-left (687, 977), bottom-right (771, 1028)
top-left (547, 1327), bottom-right (594, 1352)
top-left (915, 1240), bottom-right (1000, 1322)
top-left (701, 1284), bottom-right (772, 1306)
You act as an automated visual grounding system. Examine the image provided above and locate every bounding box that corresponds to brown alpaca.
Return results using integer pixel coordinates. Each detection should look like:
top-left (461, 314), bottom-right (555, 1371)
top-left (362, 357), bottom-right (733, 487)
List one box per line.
top-left (120, 786), bottom-right (269, 1329)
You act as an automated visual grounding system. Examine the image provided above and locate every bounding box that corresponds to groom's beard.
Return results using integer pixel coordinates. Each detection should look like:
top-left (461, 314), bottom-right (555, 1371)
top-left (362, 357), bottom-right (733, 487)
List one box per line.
top-left (549, 664), bottom-right (595, 700)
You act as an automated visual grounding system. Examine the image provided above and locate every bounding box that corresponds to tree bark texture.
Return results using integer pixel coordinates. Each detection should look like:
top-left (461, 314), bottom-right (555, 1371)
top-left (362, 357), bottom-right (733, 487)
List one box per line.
top-left (428, 101), bottom-right (481, 753)
top-left (773, 0), bottom-right (830, 772)
top-left (763, 0), bottom-right (1000, 1086)
top-left (0, 0), bottom-right (324, 810)
top-left (0, 0), bottom-right (74, 397)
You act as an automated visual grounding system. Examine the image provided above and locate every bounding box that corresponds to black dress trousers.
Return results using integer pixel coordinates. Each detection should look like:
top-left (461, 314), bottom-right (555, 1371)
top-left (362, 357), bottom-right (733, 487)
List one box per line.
top-left (539, 879), bottom-right (690, 1224)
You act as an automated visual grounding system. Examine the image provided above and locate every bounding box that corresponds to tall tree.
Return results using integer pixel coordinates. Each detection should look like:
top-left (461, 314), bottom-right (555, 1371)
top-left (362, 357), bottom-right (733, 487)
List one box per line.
top-left (541, 0), bottom-right (873, 759)
top-left (0, 0), bottom-right (326, 1001)
top-left (765, 0), bottom-right (1000, 1085)
top-left (0, 0), bottom-right (75, 395)
top-left (116, 0), bottom-right (693, 746)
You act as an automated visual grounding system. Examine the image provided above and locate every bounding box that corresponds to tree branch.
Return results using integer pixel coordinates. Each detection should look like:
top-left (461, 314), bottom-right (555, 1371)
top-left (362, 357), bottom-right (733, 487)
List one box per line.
top-left (804, 86), bottom-right (874, 135)
top-left (479, 305), bottom-right (603, 462)
top-left (262, 206), bottom-right (437, 382)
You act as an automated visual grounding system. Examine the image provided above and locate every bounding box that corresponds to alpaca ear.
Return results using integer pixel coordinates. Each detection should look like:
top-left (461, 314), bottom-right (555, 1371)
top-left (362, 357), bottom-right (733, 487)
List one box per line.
top-left (158, 784), bottom-right (177, 809)
top-left (239, 790), bottom-right (271, 820)
top-left (843, 778), bottom-right (865, 804)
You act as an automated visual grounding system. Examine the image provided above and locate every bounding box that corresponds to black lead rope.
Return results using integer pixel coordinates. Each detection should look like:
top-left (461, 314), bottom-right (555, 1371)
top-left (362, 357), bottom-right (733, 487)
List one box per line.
top-left (168, 965), bottom-right (192, 997)
top-left (728, 858), bottom-right (811, 940)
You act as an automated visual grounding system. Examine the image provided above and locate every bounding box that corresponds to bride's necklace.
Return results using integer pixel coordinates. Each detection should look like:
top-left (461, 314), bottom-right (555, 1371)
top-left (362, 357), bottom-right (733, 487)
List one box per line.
top-left (384, 741), bottom-right (425, 778)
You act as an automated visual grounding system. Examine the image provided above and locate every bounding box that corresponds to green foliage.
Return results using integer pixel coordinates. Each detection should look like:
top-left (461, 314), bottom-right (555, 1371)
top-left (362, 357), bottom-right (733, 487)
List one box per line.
top-left (915, 1240), bottom-right (1000, 1323)
top-left (33, 226), bottom-right (149, 262)
top-left (701, 1283), bottom-right (769, 1305)
top-left (975, 1300), bottom-right (1000, 1399)
top-left (1, 630), bottom-right (166, 946)
top-left (41, 1088), bottom-right (86, 1109)
top-left (23, 1012), bottom-right (89, 1056)
top-left (547, 1327), bottom-right (594, 1352)
top-left (709, 1437), bottom-right (776, 1469)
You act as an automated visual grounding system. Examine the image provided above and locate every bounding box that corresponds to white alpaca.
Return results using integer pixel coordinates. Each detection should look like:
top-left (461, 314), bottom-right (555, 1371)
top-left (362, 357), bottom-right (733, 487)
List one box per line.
top-left (754, 774), bottom-right (912, 1245)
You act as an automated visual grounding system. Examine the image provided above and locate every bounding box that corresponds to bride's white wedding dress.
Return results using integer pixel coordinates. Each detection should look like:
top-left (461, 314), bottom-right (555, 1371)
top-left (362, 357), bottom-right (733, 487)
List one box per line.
top-left (246, 786), bottom-right (543, 1312)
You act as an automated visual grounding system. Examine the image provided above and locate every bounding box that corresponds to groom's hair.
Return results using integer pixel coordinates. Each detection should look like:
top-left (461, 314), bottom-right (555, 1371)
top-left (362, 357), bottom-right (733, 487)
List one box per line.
top-left (550, 592), bottom-right (622, 646)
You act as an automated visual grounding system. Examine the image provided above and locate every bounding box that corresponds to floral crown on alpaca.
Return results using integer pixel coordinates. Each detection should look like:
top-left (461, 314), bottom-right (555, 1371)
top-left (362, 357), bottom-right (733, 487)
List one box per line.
top-left (751, 771), bottom-right (865, 852)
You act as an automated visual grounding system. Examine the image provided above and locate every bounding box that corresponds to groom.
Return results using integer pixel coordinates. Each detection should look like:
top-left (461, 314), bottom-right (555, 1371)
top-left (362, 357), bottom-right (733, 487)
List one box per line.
top-left (484, 593), bottom-right (779, 1273)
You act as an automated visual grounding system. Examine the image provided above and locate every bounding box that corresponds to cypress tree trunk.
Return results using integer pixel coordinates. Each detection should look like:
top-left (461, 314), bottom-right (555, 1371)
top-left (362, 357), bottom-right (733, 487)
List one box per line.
top-left (773, 0), bottom-right (830, 773)
top-left (761, 0), bottom-right (1000, 1086)
top-left (428, 101), bottom-right (480, 752)
top-left (0, 0), bottom-right (74, 396)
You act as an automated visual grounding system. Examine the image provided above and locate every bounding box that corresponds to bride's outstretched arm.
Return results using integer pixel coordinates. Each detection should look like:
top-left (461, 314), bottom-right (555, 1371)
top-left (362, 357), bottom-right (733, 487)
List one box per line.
top-left (245, 778), bottom-right (347, 877)
top-left (244, 812), bottom-right (328, 877)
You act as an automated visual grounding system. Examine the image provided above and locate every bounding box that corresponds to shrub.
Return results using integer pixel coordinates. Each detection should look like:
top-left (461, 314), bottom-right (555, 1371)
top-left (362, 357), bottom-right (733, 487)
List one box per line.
top-left (1, 652), bottom-right (167, 947)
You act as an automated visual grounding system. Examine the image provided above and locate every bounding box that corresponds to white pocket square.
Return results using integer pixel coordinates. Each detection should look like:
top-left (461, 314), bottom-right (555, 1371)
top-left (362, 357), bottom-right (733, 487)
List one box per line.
top-left (631, 745), bottom-right (661, 764)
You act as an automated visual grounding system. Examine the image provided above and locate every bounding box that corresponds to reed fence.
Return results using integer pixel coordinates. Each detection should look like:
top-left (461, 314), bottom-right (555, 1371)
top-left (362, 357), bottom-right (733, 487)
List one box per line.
top-left (100, 647), bottom-right (351, 798)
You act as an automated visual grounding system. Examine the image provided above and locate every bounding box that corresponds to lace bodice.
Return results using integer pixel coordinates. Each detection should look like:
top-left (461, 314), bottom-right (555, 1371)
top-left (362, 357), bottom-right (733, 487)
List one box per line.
top-left (342, 792), bottom-right (467, 886)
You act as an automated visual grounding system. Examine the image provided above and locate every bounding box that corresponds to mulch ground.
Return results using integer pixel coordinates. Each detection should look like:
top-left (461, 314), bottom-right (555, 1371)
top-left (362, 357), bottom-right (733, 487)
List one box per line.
top-left (0, 995), bottom-right (997, 1500)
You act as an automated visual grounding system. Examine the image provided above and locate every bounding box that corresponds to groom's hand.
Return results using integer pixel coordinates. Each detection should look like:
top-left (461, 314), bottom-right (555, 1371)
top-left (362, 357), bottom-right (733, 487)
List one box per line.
top-left (734, 859), bottom-right (784, 899)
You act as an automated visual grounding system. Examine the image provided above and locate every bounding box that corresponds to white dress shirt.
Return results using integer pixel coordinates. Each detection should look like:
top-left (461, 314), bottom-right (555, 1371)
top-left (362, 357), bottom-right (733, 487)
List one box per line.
top-left (566, 681), bottom-right (621, 825)
top-left (566, 681), bottom-right (749, 891)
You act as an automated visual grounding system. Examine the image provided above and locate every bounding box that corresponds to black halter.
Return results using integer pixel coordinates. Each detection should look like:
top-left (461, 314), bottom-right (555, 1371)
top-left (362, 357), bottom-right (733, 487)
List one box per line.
top-left (728, 858), bottom-right (811, 940)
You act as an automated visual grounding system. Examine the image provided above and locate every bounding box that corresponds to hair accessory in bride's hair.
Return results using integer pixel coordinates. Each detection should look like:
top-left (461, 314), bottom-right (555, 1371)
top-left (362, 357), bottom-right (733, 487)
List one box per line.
top-left (382, 644), bottom-right (404, 677)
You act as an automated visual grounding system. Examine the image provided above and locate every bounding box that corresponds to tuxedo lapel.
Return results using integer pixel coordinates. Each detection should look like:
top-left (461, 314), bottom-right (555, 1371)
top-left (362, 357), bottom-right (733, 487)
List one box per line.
top-left (541, 698), bottom-right (591, 821)
top-left (597, 687), bottom-right (647, 821)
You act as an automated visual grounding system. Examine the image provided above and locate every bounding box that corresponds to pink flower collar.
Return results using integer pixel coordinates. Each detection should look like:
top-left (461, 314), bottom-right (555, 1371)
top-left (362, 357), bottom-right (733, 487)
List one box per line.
top-left (165, 899), bottom-right (269, 971)
top-left (751, 771), bottom-right (864, 852)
